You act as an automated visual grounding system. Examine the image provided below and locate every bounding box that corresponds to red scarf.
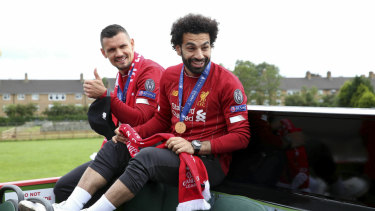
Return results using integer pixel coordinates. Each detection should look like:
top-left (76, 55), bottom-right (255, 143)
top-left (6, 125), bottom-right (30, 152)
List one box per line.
top-left (112, 52), bottom-right (144, 125)
top-left (119, 124), bottom-right (211, 211)
top-left (101, 53), bottom-right (144, 146)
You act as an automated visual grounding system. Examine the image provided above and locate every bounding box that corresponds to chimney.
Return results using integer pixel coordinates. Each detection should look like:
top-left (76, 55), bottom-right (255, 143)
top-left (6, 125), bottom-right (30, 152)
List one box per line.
top-left (80, 73), bottom-right (84, 83)
top-left (327, 71), bottom-right (332, 80)
top-left (369, 71), bottom-right (375, 80)
top-left (305, 71), bottom-right (311, 80)
top-left (24, 73), bottom-right (29, 83)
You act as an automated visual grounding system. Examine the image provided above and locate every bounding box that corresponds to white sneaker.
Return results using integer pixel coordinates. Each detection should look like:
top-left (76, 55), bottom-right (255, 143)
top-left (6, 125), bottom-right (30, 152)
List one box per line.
top-left (19, 200), bottom-right (46, 211)
top-left (52, 201), bottom-right (71, 211)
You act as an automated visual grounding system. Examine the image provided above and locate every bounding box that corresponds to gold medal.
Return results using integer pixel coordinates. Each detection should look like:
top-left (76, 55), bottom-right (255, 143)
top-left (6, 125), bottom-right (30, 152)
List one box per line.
top-left (175, 122), bottom-right (186, 134)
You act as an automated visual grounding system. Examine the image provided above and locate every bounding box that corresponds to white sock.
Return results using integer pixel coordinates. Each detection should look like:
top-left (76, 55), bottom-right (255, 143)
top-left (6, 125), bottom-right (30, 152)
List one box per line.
top-left (63, 186), bottom-right (92, 210)
top-left (87, 195), bottom-right (116, 211)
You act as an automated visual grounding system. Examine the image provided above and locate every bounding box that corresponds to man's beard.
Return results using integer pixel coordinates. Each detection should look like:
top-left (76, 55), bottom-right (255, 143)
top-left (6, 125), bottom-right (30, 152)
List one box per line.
top-left (116, 62), bottom-right (132, 73)
top-left (181, 52), bottom-right (210, 75)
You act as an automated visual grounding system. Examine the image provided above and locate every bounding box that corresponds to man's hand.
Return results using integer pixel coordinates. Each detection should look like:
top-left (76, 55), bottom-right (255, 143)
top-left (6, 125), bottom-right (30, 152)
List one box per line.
top-left (165, 137), bottom-right (194, 154)
top-left (112, 127), bottom-right (128, 144)
top-left (83, 69), bottom-right (107, 99)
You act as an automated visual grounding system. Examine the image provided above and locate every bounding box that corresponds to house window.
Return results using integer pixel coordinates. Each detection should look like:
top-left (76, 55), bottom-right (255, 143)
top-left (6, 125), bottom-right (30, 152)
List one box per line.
top-left (17, 94), bottom-right (25, 100)
top-left (318, 90), bottom-right (324, 95)
top-left (32, 94), bottom-right (39, 100)
top-left (276, 99), bottom-right (282, 105)
top-left (250, 99), bottom-right (256, 105)
top-left (331, 89), bottom-right (337, 94)
top-left (75, 93), bottom-right (82, 100)
top-left (287, 90), bottom-right (299, 95)
top-left (75, 104), bottom-right (82, 107)
top-left (2, 93), bottom-right (10, 101)
top-left (276, 90), bottom-right (281, 97)
top-left (36, 105), bottom-right (40, 111)
top-left (264, 91), bottom-right (269, 97)
top-left (48, 93), bottom-right (66, 101)
top-left (250, 90), bottom-right (256, 95)
top-left (263, 100), bottom-right (270, 106)
top-left (48, 104), bottom-right (54, 109)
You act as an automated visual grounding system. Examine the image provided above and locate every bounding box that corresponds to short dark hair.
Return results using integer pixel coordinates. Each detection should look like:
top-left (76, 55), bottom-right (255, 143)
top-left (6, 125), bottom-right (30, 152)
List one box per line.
top-left (100, 24), bottom-right (129, 47)
top-left (170, 14), bottom-right (219, 50)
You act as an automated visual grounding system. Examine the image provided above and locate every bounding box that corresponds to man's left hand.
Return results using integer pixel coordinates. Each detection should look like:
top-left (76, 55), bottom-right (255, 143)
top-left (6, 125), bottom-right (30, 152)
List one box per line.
top-left (165, 137), bottom-right (194, 154)
top-left (83, 68), bottom-right (107, 98)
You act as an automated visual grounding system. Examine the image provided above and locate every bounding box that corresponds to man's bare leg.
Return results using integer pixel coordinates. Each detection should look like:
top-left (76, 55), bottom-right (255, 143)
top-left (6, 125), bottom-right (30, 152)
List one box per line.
top-left (87, 180), bottom-right (135, 211)
top-left (105, 180), bottom-right (135, 207)
top-left (77, 167), bottom-right (107, 195)
top-left (54, 167), bottom-right (108, 210)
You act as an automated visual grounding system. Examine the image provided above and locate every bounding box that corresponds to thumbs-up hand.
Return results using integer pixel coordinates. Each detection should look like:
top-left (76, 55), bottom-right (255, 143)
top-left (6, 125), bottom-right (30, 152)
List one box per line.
top-left (83, 68), bottom-right (107, 99)
top-left (94, 68), bottom-right (101, 80)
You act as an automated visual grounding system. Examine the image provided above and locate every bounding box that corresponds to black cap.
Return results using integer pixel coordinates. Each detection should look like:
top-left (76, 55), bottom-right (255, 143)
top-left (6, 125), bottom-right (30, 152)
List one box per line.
top-left (87, 97), bottom-right (116, 140)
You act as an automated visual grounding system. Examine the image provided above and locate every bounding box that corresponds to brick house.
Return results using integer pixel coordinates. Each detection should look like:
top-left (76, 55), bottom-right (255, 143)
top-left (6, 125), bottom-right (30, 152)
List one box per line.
top-left (0, 73), bottom-right (95, 117)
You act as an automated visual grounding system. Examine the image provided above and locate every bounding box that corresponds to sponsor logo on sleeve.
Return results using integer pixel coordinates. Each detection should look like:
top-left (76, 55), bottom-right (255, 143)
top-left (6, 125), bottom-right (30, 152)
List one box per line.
top-left (234, 89), bottom-right (244, 104)
top-left (145, 79), bottom-right (155, 92)
top-left (138, 90), bottom-right (156, 100)
top-left (230, 104), bottom-right (247, 113)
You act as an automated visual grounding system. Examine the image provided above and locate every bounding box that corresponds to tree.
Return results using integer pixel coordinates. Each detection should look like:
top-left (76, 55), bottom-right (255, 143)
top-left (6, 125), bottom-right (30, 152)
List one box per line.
top-left (43, 103), bottom-right (88, 120)
top-left (284, 93), bottom-right (305, 106)
top-left (232, 60), bottom-right (281, 105)
top-left (4, 103), bottom-right (37, 118)
top-left (356, 91), bottom-right (375, 108)
top-left (256, 62), bottom-right (282, 105)
top-left (337, 76), bottom-right (374, 107)
top-left (284, 87), bottom-right (320, 106)
top-left (319, 94), bottom-right (337, 107)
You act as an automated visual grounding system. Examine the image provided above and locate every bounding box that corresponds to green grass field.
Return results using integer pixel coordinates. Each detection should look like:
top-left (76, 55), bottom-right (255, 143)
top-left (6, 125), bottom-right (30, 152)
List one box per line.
top-left (0, 138), bottom-right (103, 183)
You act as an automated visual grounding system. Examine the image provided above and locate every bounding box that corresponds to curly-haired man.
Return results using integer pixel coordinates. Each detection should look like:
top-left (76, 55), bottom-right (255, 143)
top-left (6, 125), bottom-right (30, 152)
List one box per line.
top-left (20, 14), bottom-right (250, 211)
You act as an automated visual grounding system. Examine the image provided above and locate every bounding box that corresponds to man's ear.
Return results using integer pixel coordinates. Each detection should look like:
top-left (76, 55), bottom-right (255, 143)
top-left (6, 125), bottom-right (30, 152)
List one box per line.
top-left (131, 38), bottom-right (135, 50)
top-left (176, 45), bottom-right (182, 56)
top-left (100, 48), bottom-right (107, 58)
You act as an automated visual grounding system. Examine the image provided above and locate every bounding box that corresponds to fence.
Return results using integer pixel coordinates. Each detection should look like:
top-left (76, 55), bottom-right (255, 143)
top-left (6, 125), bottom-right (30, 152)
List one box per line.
top-left (0, 128), bottom-right (101, 141)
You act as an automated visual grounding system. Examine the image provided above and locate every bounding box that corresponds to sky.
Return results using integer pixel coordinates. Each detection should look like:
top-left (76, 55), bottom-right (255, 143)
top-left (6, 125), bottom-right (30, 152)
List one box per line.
top-left (0, 0), bottom-right (374, 80)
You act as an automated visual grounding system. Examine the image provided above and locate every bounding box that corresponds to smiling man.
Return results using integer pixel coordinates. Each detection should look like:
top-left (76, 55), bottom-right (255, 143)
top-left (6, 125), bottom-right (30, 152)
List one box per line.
top-left (19, 15), bottom-right (250, 211)
top-left (50, 24), bottom-right (164, 209)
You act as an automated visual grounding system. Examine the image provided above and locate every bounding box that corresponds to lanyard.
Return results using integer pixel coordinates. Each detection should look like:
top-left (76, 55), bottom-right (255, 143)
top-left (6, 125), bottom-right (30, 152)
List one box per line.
top-left (178, 62), bottom-right (211, 122)
top-left (117, 64), bottom-right (135, 103)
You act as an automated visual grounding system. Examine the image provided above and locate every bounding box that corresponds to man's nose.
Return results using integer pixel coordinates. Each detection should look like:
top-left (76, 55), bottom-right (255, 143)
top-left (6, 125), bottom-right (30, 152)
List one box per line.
top-left (194, 49), bottom-right (204, 60)
top-left (115, 48), bottom-right (123, 57)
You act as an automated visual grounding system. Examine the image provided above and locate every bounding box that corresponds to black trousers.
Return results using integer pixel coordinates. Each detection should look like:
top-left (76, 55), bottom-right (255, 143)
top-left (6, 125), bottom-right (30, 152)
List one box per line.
top-left (54, 140), bottom-right (225, 204)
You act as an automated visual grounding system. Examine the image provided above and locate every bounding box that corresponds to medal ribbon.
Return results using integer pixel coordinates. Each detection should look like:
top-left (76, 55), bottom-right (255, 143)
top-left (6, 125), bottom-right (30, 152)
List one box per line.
top-left (117, 64), bottom-right (135, 103)
top-left (178, 62), bottom-right (211, 122)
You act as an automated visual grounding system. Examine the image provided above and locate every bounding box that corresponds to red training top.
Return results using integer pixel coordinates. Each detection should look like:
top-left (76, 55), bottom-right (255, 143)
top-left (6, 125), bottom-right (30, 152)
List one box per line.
top-left (135, 62), bottom-right (250, 174)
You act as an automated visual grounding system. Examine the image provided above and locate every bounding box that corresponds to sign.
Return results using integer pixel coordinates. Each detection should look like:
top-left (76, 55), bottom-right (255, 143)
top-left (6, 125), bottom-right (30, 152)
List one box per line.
top-left (5, 188), bottom-right (55, 203)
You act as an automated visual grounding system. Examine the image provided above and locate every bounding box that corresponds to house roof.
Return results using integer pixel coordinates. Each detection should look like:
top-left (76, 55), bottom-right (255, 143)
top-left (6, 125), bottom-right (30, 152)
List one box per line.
top-left (0, 79), bottom-right (85, 94)
top-left (279, 77), bottom-right (353, 90)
